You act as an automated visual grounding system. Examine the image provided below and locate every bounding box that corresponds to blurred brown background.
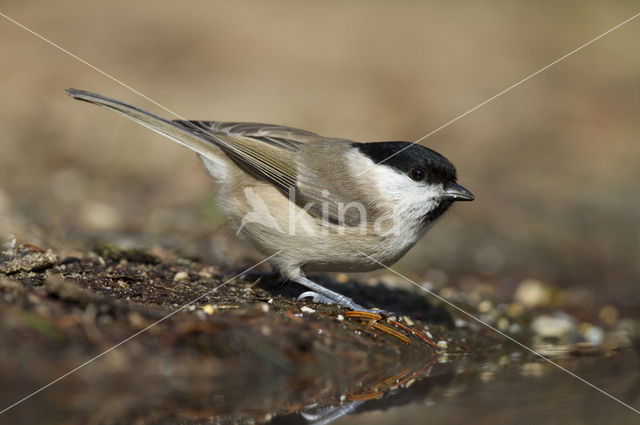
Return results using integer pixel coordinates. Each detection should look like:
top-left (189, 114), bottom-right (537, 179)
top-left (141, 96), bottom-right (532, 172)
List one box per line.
top-left (1, 1), bottom-right (639, 313)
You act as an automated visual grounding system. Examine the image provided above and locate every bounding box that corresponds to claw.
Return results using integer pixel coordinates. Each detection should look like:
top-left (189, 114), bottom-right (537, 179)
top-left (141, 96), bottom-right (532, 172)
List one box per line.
top-left (388, 319), bottom-right (439, 349)
top-left (372, 322), bottom-right (411, 344)
top-left (345, 310), bottom-right (410, 344)
top-left (345, 311), bottom-right (383, 320)
top-left (344, 311), bottom-right (438, 348)
top-left (297, 290), bottom-right (334, 304)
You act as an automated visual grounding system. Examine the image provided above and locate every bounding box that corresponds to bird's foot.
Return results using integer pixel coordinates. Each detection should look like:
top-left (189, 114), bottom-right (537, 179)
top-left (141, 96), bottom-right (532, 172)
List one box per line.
top-left (291, 276), bottom-right (439, 347)
top-left (296, 290), bottom-right (390, 315)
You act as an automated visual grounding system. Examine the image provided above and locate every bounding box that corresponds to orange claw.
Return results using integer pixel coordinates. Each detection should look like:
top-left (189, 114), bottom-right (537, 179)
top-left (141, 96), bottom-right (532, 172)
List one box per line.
top-left (372, 322), bottom-right (410, 344)
top-left (345, 310), bottom-right (383, 320)
top-left (389, 319), bottom-right (439, 349)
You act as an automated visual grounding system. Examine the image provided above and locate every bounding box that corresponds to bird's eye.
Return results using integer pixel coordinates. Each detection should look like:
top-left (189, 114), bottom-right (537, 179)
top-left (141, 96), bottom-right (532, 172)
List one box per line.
top-left (409, 167), bottom-right (426, 181)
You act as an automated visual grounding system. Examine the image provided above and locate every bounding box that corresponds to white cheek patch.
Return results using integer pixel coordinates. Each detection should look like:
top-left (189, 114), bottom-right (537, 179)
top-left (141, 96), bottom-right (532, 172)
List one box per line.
top-left (346, 148), bottom-right (441, 222)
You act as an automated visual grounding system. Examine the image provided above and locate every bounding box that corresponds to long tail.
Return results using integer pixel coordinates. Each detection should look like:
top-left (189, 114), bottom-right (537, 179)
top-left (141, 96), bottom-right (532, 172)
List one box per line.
top-left (66, 89), bottom-right (219, 158)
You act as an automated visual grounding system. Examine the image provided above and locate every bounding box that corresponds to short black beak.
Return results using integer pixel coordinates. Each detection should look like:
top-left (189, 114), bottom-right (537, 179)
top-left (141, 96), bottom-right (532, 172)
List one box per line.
top-left (443, 183), bottom-right (474, 201)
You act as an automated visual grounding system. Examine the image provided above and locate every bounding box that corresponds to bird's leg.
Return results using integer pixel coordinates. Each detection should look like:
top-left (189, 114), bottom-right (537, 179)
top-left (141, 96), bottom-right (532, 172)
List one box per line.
top-left (292, 276), bottom-right (385, 313)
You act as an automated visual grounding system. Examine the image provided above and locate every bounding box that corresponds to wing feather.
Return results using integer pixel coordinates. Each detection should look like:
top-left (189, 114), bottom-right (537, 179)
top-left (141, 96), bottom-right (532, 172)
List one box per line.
top-left (172, 120), bottom-right (304, 194)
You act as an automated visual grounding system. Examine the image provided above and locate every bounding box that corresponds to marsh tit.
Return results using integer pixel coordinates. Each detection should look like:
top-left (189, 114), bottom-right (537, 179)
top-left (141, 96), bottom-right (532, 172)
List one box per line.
top-left (67, 89), bottom-right (473, 312)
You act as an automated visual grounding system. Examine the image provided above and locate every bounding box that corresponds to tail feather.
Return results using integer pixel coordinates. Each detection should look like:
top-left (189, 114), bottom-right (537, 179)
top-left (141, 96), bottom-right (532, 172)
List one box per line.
top-left (66, 89), bottom-right (219, 158)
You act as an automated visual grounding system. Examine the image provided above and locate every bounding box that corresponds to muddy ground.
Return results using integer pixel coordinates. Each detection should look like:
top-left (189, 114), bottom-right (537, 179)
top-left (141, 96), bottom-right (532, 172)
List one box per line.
top-left (0, 242), bottom-right (482, 424)
top-left (1, 241), bottom-right (636, 424)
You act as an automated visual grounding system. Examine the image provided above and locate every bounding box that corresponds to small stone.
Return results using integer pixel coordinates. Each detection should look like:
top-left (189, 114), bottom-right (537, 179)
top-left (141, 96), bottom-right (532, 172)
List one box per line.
top-left (198, 270), bottom-right (213, 279)
top-left (202, 305), bottom-right (215, 315)
top-left (336, 314), bottom-right (344, 321)
top-left (496, 317), bottom-right (509, 331)
top-left (515, 279), bottom-right (552, 308)
top-left (454, 318), bottom-right (468, 328)
top-left (267, 298), bottom-right (274, 304)
top-left (579, 323), bottom-right (604, 346)
top-left (478, 300), bottom-right (492, 313)
top-left (260, 303), bottom-right (269, 313)
top-left (300, 306), bottom-right (316, 314)
top-left (437, 340), bottom-right (448, 349)
top-left (174, 271), bottom-right (189, 282)
top-left (402, 315), bottom-right (414, 326)
top-left (531, 313), bottom-right (576, 339)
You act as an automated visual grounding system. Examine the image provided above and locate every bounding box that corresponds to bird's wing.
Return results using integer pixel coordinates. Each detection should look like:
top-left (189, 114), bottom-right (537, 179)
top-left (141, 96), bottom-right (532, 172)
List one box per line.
top-left (67, 89), bottom-right (362, 225)
top-left (171, 120), bottom-right (325, 194)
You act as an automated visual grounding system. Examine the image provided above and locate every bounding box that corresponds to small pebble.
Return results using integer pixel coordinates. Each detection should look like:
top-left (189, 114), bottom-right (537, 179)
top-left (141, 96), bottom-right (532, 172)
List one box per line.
top-left (336, 314), bottom-right (344, 321)
top-left (198, 270), bottom-right (212, 279)
top-left (300, 306), bottom-right (316, 314)
top-left (478, 300), bottom-right (492, 313)
top-left (437, 340), bottom-right (448, 349)
top-left (515, 279), bottom-right (552, 308)
top-left (202, 305), bottom-right (215, 315)
top-left (496, 317), bottom-right (509, 331)
top-left (174, 271), bottom-right (189, 282)
top-left (531, 313), bottom-right (575, 338)
top-left (580, 323), bottom-right (604, 345)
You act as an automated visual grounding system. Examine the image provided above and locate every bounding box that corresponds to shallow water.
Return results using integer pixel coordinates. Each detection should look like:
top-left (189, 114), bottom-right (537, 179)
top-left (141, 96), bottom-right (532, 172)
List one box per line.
top-left (1, 343), bottom-right (639, 425)
top-left (274, 351), bottom-right (640, 425)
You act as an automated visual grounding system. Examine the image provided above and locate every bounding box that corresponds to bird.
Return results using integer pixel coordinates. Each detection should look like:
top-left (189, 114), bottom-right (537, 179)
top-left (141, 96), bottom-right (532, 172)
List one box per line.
top-left (67, 89), bottom-right (474, 312)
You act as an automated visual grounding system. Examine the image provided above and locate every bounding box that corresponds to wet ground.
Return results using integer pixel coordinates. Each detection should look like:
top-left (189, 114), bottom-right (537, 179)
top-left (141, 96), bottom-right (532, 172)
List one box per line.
top-left (1, 241), bottom-right (638, 424)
